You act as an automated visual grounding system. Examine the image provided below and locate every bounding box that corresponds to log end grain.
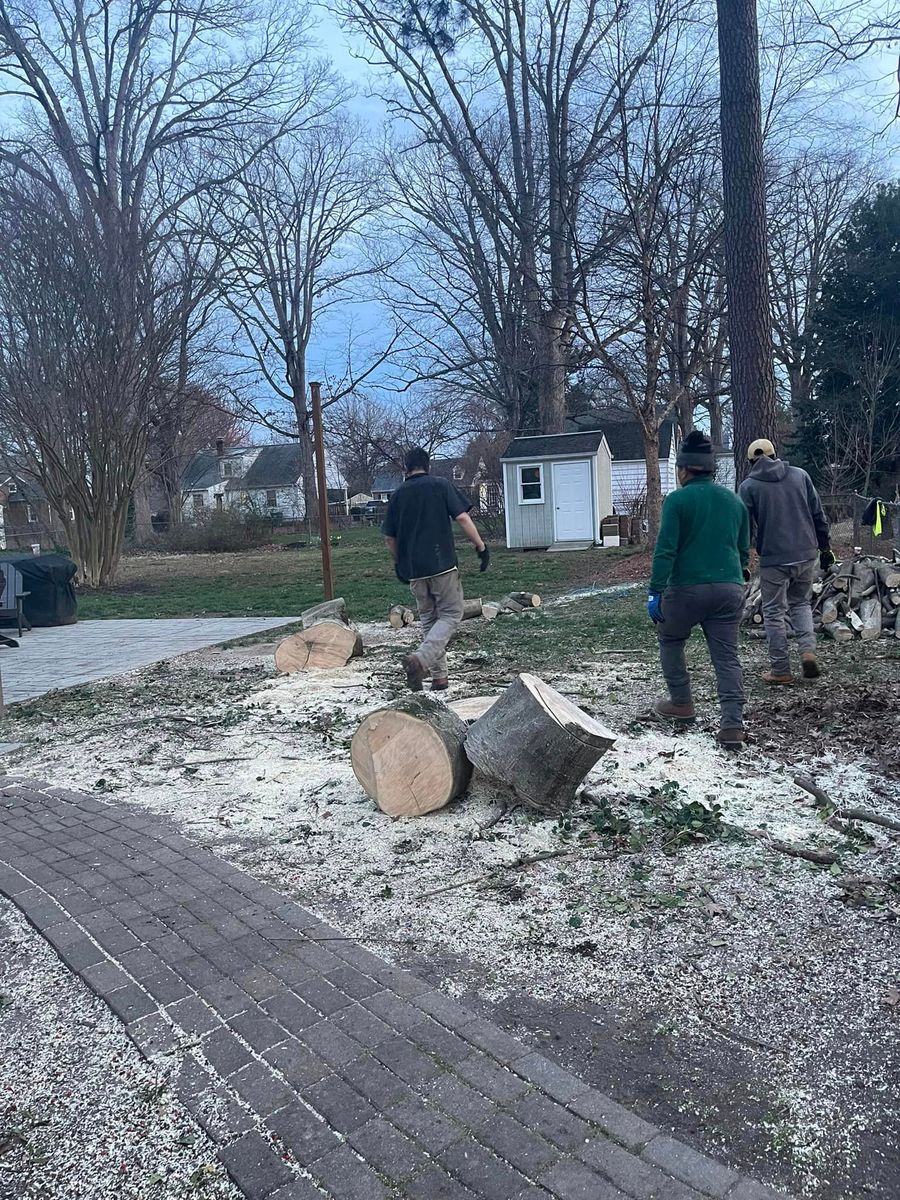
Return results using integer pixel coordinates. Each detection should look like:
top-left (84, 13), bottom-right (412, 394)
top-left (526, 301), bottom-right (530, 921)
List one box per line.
top-left (275, 620), bottom-right (363, 673)
top-left (351, 695), bottom-right (471, 816)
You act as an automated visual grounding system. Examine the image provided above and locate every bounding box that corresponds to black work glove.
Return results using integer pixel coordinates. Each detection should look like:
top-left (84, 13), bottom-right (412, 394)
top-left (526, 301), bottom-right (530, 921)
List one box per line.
top-left (743, 567), bottom-right (751, 583)
top-left (395, 562), bottom-right (410, 584)
top-left (478, 546), bottom-right (491, 573)
top-left (820, 548), bottom-right (836, 573)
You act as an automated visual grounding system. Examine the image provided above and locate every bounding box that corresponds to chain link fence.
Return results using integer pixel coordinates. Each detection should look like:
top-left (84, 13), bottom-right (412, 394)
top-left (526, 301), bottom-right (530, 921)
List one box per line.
top-left (822, 493), bottom-right (900, 557)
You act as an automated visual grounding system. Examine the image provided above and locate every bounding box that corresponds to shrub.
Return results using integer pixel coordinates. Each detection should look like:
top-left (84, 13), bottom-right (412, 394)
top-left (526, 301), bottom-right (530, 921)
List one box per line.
top-left (160, 508), bottom-right (274, 553)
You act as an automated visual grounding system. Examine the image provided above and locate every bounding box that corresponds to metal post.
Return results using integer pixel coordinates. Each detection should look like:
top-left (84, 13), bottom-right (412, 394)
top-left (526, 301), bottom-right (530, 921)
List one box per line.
top-left (309, 381), bottom-right (334, 601)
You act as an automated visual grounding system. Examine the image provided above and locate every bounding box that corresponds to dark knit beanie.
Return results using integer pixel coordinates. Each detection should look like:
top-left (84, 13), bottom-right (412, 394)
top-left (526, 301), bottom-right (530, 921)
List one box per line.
top-left (676, 429), bottom-right (715, 472)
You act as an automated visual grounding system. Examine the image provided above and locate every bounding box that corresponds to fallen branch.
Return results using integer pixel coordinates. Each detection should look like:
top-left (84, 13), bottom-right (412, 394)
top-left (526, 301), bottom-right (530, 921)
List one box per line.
top-left (794, 775), bottom-right (900, 834)
top-left (743, 828), bottom-right (838, 865)
top-left (415, 847), bottom-right (598, 899)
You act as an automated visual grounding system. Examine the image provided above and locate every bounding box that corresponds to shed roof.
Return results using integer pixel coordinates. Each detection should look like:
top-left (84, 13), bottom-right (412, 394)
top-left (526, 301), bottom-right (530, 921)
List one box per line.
top-left (501, 430), bottom-right (608, 460)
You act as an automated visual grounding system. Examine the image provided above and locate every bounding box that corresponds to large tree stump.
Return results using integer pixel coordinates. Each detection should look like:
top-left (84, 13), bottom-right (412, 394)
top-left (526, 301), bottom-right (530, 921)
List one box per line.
top-left (465, 673), bottom-right (616, 815)
top-left (275, 620), bottom-right (363, 672)
top-left (301, 598), bottom-right (349, 629)
top-left (351, 695), bottom-right (471, 816)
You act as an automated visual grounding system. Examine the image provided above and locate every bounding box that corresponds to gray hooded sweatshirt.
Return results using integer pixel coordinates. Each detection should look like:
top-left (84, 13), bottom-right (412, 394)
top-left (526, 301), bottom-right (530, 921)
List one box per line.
top-left (738, 457), bottom-right (830, 567)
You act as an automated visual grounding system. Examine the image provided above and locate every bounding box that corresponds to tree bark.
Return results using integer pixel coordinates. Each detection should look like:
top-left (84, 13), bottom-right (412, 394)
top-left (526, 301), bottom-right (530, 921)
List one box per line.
top-left (643, 428), bottom-right (663, 545)
top-left (464, 673), bottom-right (617, 815)
top-left (716, 0), bottom-right (779, 482)
top-left (133, 474), bottom-right (155, 546)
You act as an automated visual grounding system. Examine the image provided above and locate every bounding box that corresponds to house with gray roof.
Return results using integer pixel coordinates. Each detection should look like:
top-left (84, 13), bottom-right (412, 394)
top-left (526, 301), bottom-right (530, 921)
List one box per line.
top-left (181, 443), bottom-right (308, 521)
top-left (568, 409), bottom-right (679, 513)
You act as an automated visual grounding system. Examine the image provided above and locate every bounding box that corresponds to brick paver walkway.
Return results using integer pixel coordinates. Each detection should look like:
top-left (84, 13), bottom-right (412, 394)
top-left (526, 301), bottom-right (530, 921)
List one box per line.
top-left (4, 616), bottom-right (297, 704)
top-left (0, 777), bottom-right (791, 1200)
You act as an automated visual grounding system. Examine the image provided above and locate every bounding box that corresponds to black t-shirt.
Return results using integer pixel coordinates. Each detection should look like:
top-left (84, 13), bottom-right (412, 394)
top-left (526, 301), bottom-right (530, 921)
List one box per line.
top-left (381, 473), bottom-right (472, 581)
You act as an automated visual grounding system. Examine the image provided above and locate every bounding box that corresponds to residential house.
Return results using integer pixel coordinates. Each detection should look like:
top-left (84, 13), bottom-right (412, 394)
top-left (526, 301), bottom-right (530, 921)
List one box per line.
top-left (500, 431), bottom-right (614, 549)
top-left (0, 471), bottom-right (67, 552)
top-left (182, 442), bottom-right (307, 521)
top-left (567, 410), bottom-right (679, 513)
top-left (371, 457), bottom-right (484, 504)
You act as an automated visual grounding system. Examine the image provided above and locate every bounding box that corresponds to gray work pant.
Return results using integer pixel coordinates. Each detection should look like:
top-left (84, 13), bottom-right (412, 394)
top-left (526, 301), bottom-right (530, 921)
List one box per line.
top-left (759, 559), bottom-right (817, 674)
top-left (410, 568), bottom-right (465, 678)
top-left (658, 583), bottom-right (746, 729)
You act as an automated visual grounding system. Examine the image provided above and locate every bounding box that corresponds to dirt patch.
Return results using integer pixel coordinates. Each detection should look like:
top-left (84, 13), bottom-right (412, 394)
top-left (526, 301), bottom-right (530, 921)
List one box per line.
top-left (4, 602), bottom-right (899, 1199)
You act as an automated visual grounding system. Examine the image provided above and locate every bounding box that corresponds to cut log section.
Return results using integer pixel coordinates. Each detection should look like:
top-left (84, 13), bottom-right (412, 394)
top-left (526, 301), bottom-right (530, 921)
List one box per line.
top-left (481, 602), bottom-right (503, 621)
top-left (824, 621), bottom-right (854, 642)
top-left (461, 598), bottom-right (483, 620)
top-left (275, 620), bottom-right (363, 672)
top-left (465, 673), bottom-right (616, 815)
top-left (447, 695), bottom-right (499, 724)
top-left (388, 604), bottom-right (416, 629)
top-left (507, 592), bottom-right (542, 608)
top-left (301, 598), bottom-right (349, 629)
top-left (350, 695), bottom-right (472, 816)
top-left (501, 595), bottom-right (525, 613)
top-left (821, 598), bottom-right (839, 625)
top-left (876, 564), bottom-right (900, 590)
top-left (859, 596), bottom-right (882, 641)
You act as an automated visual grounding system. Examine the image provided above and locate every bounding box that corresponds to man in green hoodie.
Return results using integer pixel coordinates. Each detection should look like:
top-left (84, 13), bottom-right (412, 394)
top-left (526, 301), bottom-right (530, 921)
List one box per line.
top-left (648, 430), bottom-right (750, 748)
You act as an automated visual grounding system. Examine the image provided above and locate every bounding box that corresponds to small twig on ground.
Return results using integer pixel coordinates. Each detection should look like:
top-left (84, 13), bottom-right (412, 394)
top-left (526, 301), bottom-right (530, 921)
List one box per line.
top-left (742, 827), bottom-right (838, 865)
top-left (185, 756), bottom-right (252, 767)
top-left (704, 1020), bottom-right (787, 1056)
top-left (415, 847), bottom-right (600, 899)
top-left (474, 802), bottom-right (521, 838)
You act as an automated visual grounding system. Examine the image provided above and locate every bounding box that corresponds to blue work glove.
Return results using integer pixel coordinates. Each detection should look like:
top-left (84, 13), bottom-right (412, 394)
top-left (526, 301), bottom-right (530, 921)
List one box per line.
top-left (647, 592), bottom-right (664, 624)
top-left (478, 546), bottom-right (491, 573)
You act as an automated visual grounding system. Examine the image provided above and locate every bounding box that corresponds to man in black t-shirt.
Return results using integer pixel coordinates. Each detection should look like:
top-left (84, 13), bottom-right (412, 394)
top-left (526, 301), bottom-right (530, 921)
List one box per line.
top-left (382, 447), bottom-right (490, 691)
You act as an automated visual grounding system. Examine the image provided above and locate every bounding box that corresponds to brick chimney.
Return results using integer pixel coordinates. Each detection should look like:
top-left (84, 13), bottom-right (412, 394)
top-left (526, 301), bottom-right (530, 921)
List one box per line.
top-left (215, 438), bottom-right (225, 458)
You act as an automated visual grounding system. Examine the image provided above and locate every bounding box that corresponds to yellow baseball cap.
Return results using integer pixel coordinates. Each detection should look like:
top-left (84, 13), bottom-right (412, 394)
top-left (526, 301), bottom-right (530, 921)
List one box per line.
top-left (747, 438), bottom-right (776, 461)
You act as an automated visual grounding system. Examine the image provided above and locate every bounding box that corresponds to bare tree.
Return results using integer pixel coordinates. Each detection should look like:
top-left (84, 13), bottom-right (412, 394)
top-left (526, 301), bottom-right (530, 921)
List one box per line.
top-left (346, 0), bottom-right (684, 434)
top-left (218, 120), bottom-right (391, 522)
top-left (575, 19), bottom-right (724, 540)
top-left (0, 0), bottom-right (320, 583)
top-left (767, 149), bottom-right (874, 412)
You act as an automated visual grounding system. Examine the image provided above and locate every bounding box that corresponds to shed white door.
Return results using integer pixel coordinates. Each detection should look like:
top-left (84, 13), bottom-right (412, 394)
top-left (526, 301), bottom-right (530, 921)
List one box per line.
top-left (552, 460), bottom-right (593, 541)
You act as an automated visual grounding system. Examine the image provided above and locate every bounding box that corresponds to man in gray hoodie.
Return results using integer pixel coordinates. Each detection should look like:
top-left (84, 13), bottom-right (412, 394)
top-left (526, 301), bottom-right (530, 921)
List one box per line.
top-left (739, 439), bottom-right (834, 683)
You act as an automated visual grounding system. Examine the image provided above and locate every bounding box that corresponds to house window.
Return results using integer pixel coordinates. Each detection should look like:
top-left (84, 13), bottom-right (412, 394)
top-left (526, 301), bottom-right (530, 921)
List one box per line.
top-left (452, 465), bottom-right (464, 482)
top-left (26, 504), bottom-right (36, 523)
top-left (7, 482), bottom-right (16, 493)
top-left (517, 464), bottom-right (544, 504)
top-left (192, 492), bottom-right (204, 511)
top-left (266, 489), bottom-right (277, 507)
top-left (222, 460), bottom-right (235, 477)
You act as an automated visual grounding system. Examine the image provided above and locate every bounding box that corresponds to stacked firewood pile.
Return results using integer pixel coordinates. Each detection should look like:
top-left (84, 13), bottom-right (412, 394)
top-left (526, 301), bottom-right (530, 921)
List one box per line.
top-left (743, 555), bottom-right (900, 642)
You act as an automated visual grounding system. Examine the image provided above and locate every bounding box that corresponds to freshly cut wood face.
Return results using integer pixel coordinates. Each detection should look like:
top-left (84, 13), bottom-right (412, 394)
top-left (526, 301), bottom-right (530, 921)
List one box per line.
top-left (448, 696), bottom-right (498, 723)
top-left (274, 620), bottom-right (362, 673)
top-left (521, 673), bottom-right (616, 747)
top-left (351, 711), bottom-right (454, 816)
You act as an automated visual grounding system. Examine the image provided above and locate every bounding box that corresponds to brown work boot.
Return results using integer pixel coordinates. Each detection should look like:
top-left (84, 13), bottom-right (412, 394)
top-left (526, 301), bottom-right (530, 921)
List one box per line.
top-left (761, 670), bottom-right (793, 685)
top-left (801, 653), bottom-right (821, 680)
top-left (717, 727), bottom-right (747, 750)
top-left (430, 677), bottom-right (449, 691)
top-left (652, 698), bottom-right (696, 724)
top-left (402, 654), bottom-right (427, 692)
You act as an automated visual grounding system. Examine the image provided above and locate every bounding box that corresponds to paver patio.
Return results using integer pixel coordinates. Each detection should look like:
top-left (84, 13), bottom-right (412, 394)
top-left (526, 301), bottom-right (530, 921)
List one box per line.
top-left (0, 776), bottom-right (792, 1200)
top-left (0, 617), bottom-right (297, 704)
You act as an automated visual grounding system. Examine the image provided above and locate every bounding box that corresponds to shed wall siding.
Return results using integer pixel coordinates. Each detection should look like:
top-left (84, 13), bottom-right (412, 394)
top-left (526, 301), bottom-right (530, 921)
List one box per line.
top-left (503, 461), bottom-right (555, 548)
top-left (596, 443), bottom-right (613, 523)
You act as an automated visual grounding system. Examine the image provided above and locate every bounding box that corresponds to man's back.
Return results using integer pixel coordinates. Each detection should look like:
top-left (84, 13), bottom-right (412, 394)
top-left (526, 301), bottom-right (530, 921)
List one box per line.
top-left (381, 473), bottom-right (470, 582)
top-left (739, 457), bottom-right (828, 566)
top-left (651, 476), bottom-right (749, 591)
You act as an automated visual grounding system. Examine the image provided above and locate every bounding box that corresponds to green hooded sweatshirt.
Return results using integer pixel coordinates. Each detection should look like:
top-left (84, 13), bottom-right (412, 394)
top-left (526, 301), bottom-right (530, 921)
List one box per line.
top-left (650, 476), bottom-right (750, 593)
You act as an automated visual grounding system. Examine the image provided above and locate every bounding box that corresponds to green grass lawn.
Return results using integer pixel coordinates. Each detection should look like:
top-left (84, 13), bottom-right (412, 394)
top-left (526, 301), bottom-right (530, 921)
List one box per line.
top-left (76, 527), bottom-right (646, 621)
